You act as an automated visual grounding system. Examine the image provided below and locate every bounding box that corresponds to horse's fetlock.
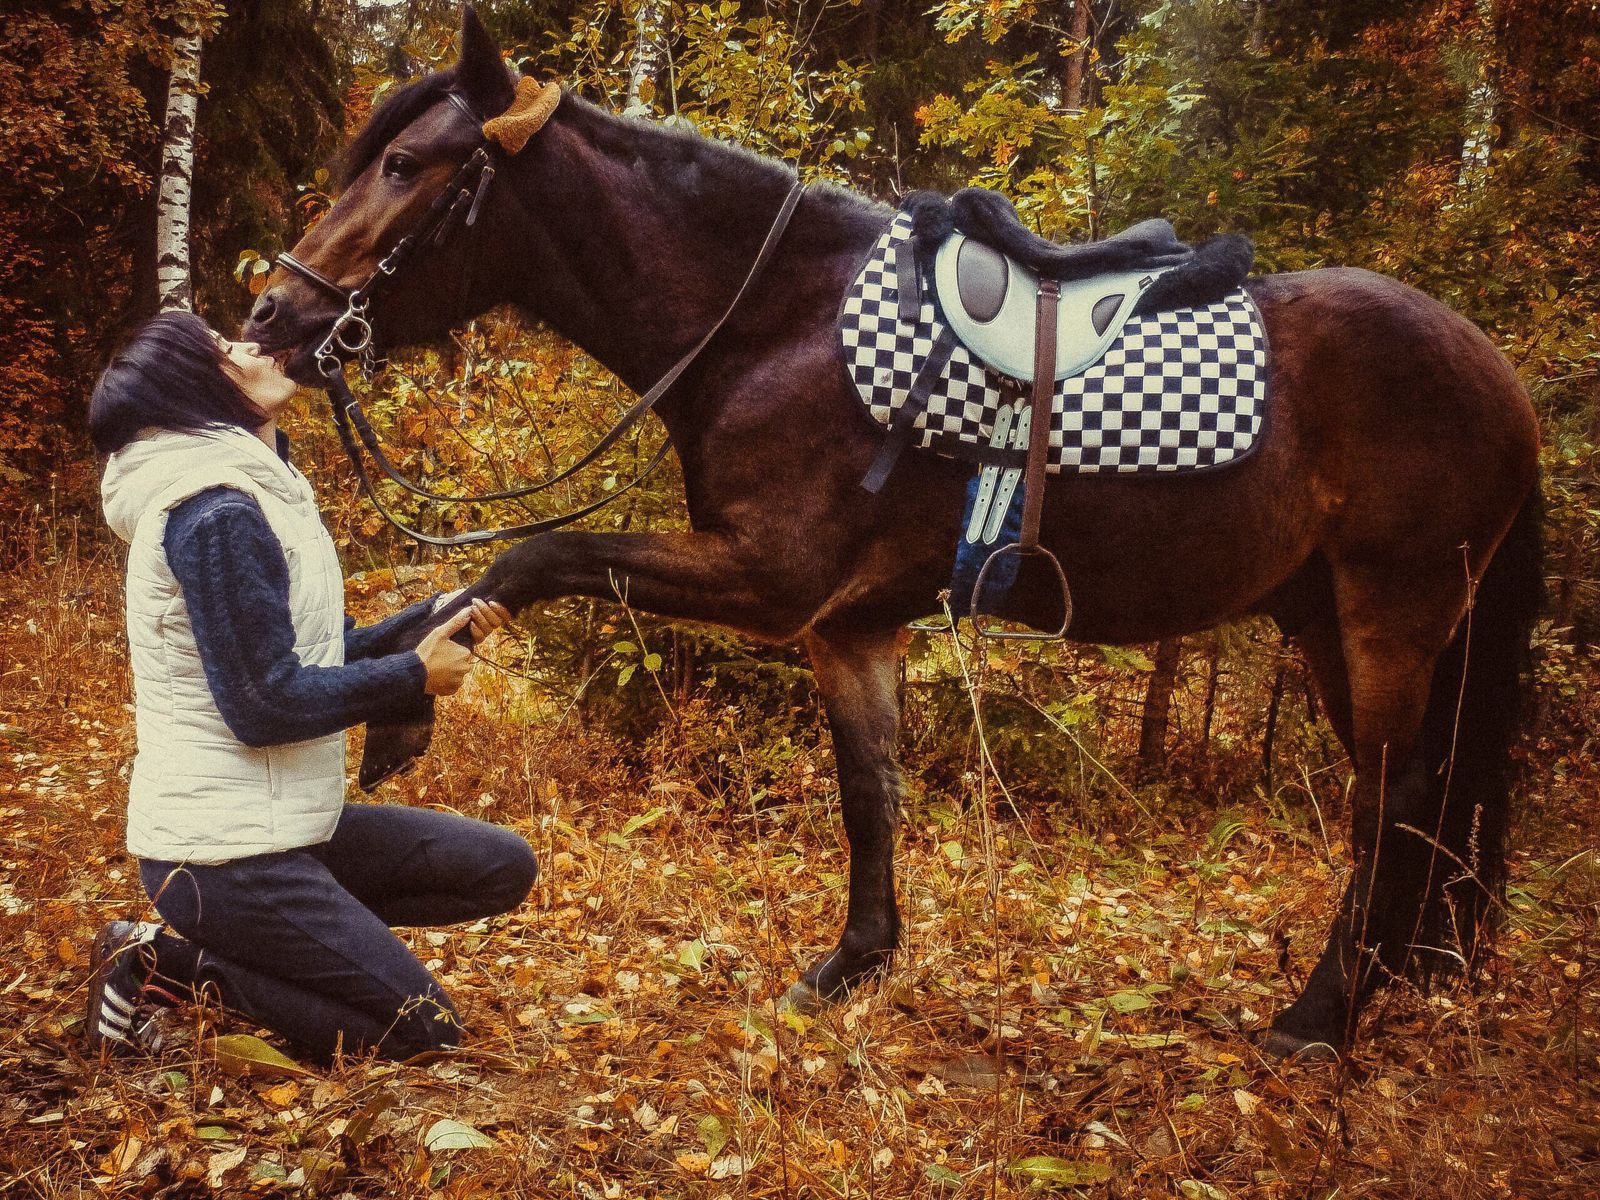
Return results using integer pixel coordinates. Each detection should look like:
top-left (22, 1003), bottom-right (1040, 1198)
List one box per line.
top-left (840, 922), bottom-right (897, 958)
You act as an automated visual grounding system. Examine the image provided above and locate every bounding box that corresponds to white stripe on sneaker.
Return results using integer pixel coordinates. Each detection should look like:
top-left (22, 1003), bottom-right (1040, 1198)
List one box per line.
top-left (103, 988), bottom-right (136, 1017)
top-left (98, 1017), bottom-right (130, 1041)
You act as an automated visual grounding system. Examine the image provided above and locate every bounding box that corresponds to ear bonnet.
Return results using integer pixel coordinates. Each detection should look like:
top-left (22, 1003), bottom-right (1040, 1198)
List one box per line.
top-left (482, 76), bottom-right (561, 154)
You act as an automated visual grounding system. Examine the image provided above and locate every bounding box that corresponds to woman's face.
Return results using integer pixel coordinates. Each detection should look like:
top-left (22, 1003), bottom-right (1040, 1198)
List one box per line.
top-left (216, 333), bottom-right (297, 421)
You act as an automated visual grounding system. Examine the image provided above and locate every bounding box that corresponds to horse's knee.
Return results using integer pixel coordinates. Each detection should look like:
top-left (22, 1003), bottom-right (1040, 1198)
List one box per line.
top-left (478, 536), bottom-right (553, 610)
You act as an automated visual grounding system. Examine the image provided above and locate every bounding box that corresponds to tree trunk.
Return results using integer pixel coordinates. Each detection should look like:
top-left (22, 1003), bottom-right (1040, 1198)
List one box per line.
top-left (861, 0), bottom-right (883, 63)
top-left (1137, 637), bottom-right (1183, 771)
top-left (673, 629), bottom-right (697, 707)
top-left (1548, 381), bottom-right (1600, 689)
top-left (1262, 645), bottom-right (1288, 789)
top-left (1458, 0), bottom-right (1498, 191)
top-left (1063, 0), bottom-right (1091, 113)
top-left (1199, 646), bottom-right (1221, 756)
top-left (577, 598), bottom-right (599, 727)
top-left (1085, 139), bottom-right (1100, 240)
top-left (1249, 0), bottom-right (1269, 55)
top-left (155, 29), bottom-right (202, 312)
top-left (626, 0), bottom-right (671, 115)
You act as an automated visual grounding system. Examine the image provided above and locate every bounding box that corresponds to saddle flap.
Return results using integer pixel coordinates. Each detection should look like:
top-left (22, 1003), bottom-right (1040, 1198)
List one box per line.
top-left (932, 234), bottom-right (1160, 383)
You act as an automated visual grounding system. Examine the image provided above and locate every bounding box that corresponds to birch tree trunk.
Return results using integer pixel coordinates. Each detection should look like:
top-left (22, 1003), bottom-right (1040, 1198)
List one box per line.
top-left (1458, 0), bottom-right (1498, 191)
top-left (626, 0), bottom-right (670, 116)
top-left (155, 28), bottom-right (202, 312)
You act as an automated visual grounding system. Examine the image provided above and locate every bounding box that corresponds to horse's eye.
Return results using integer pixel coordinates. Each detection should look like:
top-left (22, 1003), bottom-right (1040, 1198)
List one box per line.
top-left (382, 151), bottom-right (420, 181)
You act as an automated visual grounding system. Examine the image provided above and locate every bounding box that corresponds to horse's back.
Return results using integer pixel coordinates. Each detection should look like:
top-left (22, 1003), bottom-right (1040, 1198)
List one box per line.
top-left (1248, 266), bottom-right (1538, 570)
top-left (1251, 265), bottom-right (1532, 416)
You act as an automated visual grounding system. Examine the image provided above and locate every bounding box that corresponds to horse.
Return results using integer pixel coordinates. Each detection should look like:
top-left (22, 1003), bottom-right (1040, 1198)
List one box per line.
top-left (244, 7), bottom-right (1542, 1060)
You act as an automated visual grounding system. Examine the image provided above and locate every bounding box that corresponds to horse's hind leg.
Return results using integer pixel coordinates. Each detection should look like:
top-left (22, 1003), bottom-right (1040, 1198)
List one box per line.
top-left (1265, 556), bottom-right (1355, 754)
top-left (784, 625), bottom-right (904, 1008)
top-left (1266, 564), bottom-right (1467, 1057)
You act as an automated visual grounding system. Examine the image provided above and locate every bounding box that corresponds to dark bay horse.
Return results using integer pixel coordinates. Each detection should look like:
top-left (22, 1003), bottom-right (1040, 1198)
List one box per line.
top-left (245, 9), bottom-right (1542, 1058)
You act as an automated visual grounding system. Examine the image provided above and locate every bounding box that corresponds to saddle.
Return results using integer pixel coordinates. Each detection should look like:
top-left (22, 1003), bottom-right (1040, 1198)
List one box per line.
top-left (856, 190), bottom-right (1258, 637)
top-left (900, 191), bottom-right (1196, 382)
top-left (932, 235), bottom-right (1162, 382)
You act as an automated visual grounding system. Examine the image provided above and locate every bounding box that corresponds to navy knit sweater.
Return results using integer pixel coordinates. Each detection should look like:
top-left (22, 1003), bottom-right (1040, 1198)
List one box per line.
top-left (164, 488), bottom-right (437, 749)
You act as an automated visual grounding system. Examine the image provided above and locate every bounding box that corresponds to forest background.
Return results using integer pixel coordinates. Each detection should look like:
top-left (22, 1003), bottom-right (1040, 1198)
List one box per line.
top-left (1, 1), bottom-right (1599, 1197)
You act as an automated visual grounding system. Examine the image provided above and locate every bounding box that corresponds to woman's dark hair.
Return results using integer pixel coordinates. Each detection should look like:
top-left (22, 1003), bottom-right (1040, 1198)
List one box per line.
top-left (89, 310), bottom-right (267, 455)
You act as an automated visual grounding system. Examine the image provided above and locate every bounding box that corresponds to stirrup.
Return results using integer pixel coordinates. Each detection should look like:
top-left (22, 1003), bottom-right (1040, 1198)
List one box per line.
top-left (969, 543), bottom-right (1072, 642)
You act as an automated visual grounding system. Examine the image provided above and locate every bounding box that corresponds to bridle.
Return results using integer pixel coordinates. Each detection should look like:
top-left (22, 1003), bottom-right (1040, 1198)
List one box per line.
top-left (282, 91), bottom-right (500, 380)
top-left (277, 85), bottom-right (805, 548)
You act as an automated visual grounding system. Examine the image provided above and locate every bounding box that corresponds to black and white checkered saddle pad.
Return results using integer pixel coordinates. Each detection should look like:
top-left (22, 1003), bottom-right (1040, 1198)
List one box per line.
top-left (839, 213), bottom-right (1269, 474)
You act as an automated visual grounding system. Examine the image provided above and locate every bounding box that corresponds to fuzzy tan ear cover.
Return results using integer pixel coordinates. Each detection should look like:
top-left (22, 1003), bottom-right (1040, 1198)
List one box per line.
top-left (482, 77), bottom-right (561, 154)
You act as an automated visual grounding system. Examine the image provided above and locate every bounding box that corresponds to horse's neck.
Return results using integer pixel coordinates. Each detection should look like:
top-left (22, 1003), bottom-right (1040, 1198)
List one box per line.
top-left (492, 105), bottom-right (880, 401)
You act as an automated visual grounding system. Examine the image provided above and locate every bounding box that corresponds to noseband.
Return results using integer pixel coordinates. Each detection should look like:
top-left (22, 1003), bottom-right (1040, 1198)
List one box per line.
top-left (276, 84), bottom-right (804, 548)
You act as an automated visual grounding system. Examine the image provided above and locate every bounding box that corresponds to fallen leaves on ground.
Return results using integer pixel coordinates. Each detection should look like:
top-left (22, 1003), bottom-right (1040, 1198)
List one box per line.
top-left (1, 544), bottom-right (1597, 1198)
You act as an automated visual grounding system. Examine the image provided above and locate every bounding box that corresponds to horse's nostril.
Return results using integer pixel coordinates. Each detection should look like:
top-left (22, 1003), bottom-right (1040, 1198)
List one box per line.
top-left (250, 292), bottom-right (278, 326)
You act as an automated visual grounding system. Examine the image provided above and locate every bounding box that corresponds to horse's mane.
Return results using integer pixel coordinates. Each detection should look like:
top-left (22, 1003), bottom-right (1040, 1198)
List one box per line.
top-left (339, 73), bottom-right (882, 229)
top-left (337, 68), bottom-right (462, 188)
top-left (555, 93), bottom-right (883, 223)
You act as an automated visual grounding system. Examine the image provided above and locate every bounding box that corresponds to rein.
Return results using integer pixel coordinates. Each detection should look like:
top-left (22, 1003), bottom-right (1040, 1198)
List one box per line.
top-left (280, 85), bottom-right (805, 548)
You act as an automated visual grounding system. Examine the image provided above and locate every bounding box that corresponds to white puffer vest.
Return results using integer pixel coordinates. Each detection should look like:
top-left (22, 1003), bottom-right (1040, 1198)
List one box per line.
top-left (102, 427), bottom-right (347, 863)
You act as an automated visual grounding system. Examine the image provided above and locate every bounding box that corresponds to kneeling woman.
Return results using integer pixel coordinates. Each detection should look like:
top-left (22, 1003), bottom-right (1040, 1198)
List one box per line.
top-left (86, 310), bottom-right (534, 1062)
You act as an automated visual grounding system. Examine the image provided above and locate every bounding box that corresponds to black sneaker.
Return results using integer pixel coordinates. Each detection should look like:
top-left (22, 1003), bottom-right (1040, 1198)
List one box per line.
top-left (85, 920), bottom-right (161, 1055)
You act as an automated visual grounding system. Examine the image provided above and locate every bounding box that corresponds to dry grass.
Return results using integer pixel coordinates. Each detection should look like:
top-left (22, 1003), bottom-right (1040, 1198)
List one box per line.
top-left (1, 526), bottom-right (1596, 1199)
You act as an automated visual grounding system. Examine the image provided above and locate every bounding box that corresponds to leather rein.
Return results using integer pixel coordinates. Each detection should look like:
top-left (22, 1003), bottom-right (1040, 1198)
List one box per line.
top-left (279, 88), bottom-right (805, 548)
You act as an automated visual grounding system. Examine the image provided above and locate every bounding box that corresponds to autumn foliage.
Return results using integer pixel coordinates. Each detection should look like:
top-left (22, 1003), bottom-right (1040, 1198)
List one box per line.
top-left (2, 1), bottom-right (1599, 1196)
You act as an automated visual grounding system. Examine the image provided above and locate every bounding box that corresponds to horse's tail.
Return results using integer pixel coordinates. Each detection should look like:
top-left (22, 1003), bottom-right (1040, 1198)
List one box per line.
top-left (1414, 482), bottom-right (1544, 979)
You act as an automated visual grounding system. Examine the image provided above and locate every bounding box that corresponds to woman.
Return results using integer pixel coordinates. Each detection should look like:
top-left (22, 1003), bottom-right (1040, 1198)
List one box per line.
top-left (85, 309), bottom-right (534, 1063)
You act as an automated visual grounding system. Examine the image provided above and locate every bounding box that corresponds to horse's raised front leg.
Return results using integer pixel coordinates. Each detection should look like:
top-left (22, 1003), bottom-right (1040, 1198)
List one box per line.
top-left (473, 537), bottom-right (911, 1004)
top-left (359, 530), bottom-right (820, 787)
top-left (783, 625), bottom-right (904, 1009)
top-left (468, 530), bottom-right (818, 636)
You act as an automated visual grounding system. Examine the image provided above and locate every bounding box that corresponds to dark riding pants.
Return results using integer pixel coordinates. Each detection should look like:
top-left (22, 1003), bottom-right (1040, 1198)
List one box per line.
top-left (139, 803), bottom-right (537, 1062)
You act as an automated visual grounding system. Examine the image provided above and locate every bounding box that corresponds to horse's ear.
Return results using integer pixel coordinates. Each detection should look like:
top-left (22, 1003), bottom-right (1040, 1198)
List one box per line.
top-left (458, 4), bottom-right (515, 117)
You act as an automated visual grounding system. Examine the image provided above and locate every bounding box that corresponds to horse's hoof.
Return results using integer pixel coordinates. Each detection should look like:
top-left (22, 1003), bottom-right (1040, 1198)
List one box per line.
top-left (779, 980), bottom-right (826, 1015)
top-left (1258, 1028), bottom-right (1341, 1063)
top-left (358, 718), bottom-right (434, 791)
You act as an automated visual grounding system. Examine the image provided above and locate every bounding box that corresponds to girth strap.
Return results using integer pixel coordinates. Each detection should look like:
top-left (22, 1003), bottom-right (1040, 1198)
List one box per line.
top-left (860, 328), bottom-right (958, 495)
top-left (893, 238), bottom-right (921, 326)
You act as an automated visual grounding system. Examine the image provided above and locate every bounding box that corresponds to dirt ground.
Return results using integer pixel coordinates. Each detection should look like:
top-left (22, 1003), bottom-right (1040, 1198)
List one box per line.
top-left (1, 529), bottom-right (1596, 1199)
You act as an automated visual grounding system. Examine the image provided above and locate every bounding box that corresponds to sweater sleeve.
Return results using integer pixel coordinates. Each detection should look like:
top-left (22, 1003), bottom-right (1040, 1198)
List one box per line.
top-left (345, 594), bottom-right (444, 662)
top-left (164, 489), bottom-right (431, 748)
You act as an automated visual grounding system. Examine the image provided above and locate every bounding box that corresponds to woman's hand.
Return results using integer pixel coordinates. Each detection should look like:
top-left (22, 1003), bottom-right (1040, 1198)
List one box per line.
top-left (466, 598), bottom-right (513, 643)
top-left (416, 599), bottom-right (512, 696)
